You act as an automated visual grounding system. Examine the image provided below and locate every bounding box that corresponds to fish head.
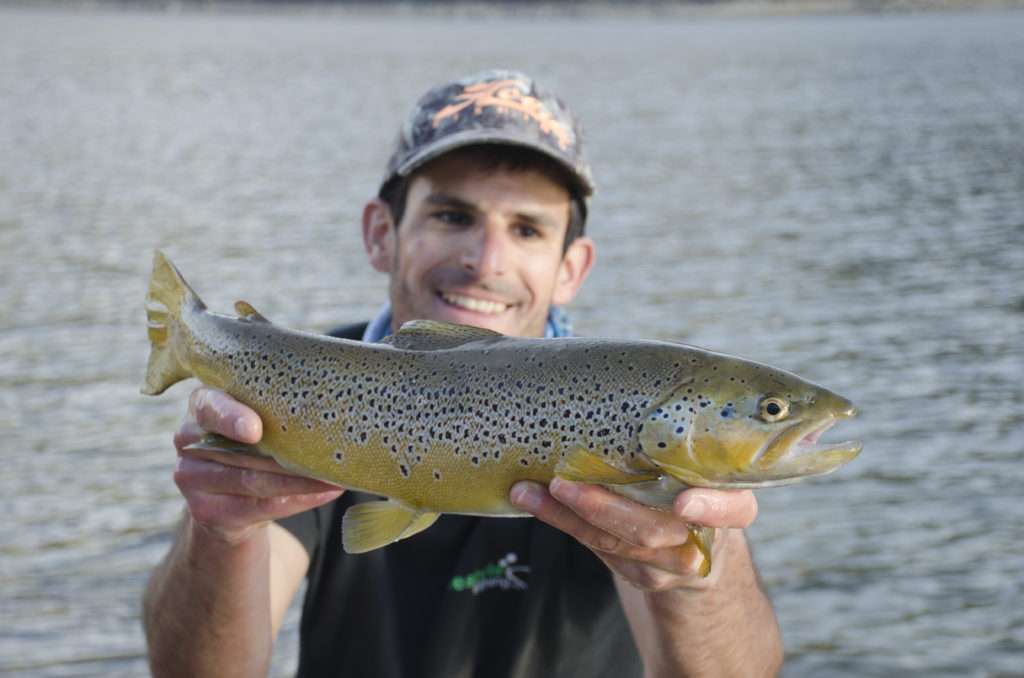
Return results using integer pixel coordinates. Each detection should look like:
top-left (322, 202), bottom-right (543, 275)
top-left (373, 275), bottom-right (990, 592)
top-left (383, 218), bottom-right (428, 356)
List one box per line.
top-left (638, 355), bottom-right (862, 488)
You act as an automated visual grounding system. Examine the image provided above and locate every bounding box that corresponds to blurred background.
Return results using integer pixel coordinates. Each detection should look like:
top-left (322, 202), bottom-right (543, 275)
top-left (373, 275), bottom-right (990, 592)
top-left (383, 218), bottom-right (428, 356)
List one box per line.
top-left (1, 2), bottom-right (1022, 676)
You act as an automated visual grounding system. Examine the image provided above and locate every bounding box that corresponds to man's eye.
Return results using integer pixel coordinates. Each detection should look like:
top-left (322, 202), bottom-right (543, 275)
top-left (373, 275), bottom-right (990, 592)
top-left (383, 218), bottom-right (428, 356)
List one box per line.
top-left (514, 224), bottom-right (540, 239)
top-left (434, 210), bottom-right (473, 226)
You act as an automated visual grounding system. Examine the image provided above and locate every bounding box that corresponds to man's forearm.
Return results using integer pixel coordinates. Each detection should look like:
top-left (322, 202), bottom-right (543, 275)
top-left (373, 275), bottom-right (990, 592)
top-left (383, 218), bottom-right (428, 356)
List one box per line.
top-left (616, 530), bottom-right (784, 678)
top-left (143, 512), bottom-right (274, 678)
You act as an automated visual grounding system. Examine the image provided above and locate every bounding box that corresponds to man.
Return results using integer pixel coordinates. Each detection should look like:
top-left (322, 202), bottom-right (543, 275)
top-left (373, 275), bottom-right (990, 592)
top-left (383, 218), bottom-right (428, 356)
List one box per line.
top-left (144, 70), bottom-right (783, 677)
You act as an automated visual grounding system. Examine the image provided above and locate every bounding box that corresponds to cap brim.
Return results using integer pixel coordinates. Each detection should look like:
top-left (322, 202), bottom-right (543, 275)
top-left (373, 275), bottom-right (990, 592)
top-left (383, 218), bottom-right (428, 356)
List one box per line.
top-left (391, 129), bottom-right (594, 197)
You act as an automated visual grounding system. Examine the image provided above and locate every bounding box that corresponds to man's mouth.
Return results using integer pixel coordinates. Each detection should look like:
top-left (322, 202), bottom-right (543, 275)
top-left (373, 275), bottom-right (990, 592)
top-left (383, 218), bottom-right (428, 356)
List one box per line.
top-left (439, 291), bottom-right (512, 316)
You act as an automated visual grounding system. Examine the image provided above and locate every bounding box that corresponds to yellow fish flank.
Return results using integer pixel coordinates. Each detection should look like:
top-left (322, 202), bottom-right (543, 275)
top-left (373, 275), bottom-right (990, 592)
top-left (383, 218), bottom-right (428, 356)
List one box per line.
top-left (143, 251), bottom-right (862, 575)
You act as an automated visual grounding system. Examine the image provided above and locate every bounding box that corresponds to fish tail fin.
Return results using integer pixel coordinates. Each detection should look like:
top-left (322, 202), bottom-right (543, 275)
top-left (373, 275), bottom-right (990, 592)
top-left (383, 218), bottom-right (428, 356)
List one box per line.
top-left (142, 250), bottom-right (204, 395)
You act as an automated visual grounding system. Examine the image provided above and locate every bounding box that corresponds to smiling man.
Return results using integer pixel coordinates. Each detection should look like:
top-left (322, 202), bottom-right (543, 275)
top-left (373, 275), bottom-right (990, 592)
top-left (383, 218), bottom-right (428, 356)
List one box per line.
top-left (143, 71), bottom-right (783, 678)
top-left (366, 148), bottom-right (593, 338)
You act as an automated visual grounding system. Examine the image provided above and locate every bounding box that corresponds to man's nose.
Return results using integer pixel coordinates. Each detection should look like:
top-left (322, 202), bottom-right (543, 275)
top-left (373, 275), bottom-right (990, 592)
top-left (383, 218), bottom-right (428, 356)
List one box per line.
top-left (460, 226), bottom-right (506, 277)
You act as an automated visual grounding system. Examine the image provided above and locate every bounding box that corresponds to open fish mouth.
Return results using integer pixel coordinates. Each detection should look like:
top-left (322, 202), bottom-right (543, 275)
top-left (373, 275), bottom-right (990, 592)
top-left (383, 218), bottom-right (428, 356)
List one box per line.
top-left (650, 416), bottom-right (862, 489)
top-left (739, 417), bottom-right (861, 487)
top-left (793, 418), bottom-right (861, 457)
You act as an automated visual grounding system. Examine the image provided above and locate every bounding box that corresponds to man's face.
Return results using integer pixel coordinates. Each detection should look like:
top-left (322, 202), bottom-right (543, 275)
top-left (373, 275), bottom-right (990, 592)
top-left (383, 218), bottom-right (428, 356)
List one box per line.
top-left (363, 154), bottom-right (594, 338)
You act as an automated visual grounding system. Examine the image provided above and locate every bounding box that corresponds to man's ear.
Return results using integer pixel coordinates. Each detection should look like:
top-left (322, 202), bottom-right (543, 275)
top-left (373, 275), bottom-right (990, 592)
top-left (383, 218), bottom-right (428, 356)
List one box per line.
top-left (552, 236), bottom-right (596, 306)
top-left (362, 198), bottom-right (396, 273)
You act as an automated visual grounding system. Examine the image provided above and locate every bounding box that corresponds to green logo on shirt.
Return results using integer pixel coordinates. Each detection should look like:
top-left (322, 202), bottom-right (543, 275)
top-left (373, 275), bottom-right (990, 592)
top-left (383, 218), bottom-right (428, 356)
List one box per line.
top-left (450, 553), bottom-right (530, 594)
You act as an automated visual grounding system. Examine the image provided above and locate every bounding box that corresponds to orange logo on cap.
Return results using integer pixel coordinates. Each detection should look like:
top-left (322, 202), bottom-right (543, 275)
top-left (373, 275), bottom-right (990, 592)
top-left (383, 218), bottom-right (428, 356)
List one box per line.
top-left (432, 79), bottom-right (573, 150)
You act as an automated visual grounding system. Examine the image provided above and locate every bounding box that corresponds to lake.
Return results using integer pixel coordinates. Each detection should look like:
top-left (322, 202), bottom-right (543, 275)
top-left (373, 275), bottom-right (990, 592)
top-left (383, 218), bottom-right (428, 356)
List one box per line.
top-left (1, 5), bottom-right (1022, 676)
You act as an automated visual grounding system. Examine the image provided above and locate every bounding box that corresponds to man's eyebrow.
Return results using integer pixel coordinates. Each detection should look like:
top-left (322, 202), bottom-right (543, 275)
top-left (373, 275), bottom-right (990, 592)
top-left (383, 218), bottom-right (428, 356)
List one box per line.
top-left (425, 192), bottom-right (476, 211)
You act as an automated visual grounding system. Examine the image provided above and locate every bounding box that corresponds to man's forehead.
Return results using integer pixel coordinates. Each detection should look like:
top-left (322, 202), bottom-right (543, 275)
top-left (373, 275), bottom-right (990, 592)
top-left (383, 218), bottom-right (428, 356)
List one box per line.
top-left (410, 154), bottom-right (570, 203)
top-left (409, 166), bottom-right (570, 230)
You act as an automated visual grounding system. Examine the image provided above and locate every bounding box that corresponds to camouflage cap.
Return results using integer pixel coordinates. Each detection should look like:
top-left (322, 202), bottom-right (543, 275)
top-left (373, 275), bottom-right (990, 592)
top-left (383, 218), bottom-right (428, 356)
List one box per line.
top-left (381, 70), bottom-right (595, 198)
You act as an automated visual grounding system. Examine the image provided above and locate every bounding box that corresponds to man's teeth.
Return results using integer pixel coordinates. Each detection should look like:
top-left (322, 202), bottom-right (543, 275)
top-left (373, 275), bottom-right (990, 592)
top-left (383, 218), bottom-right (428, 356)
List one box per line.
top-left (442, 293), bottom-right (510, 315)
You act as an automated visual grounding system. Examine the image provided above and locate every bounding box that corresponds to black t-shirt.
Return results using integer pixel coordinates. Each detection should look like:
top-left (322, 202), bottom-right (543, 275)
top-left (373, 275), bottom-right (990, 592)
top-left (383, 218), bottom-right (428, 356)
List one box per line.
top-left (275, 323), bottom-right (643, 678)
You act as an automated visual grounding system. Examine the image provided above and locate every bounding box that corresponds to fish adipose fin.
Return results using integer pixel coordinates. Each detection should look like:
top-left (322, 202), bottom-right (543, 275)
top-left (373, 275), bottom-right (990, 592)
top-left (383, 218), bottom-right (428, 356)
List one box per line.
top-left (342, 500), bottom-right (440, 554)
top-left (554, 449), bottom-right (660, 485)
top-left (234, 300), bottom-right (270, 323)
top-left (182, 433), bottom-right (269, 459)
top-left (386, 320), bottom-right (502, 351)
top-left (142, 250), bottom-right (204, 395)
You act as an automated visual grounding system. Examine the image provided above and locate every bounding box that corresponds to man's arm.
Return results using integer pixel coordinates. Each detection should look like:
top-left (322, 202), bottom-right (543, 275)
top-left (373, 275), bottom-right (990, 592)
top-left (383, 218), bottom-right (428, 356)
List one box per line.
top-left (143, 388), bottom-right (344, 678)
top-left (510, 480), bottom-right (783, 677)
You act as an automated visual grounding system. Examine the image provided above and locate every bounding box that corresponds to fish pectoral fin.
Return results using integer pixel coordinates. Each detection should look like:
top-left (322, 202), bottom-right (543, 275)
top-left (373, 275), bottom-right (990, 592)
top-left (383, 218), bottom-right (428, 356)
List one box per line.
top-left (234, 300), bottom-right (270, 323)
top-left (385, 319), bottom-right (502, 351)
top-left (183, 433), bottom-right (268, 459)
top-left (342, 500), bottom-right (440, 554)
top-left (648, 458), bottom-right (711, 487)
top-left (554, 449), bottom-right (661, 485)
top-left (686, 525), bottom-right (715, 578)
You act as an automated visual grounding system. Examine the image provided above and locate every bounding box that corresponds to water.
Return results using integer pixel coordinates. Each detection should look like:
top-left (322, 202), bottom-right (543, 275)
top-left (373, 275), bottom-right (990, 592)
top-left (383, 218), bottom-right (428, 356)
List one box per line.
top-left (2, 6), bottom-right (1022, 676)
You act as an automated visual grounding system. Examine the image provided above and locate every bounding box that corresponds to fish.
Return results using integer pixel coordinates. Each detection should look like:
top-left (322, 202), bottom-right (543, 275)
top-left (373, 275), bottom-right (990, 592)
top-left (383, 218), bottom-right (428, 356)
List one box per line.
top-left (143, 250), bottom-right (862, 575)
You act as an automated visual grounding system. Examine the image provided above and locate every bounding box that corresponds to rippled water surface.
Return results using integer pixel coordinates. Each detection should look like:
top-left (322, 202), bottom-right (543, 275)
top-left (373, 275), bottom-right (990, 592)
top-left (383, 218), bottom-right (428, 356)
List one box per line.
top-left (2, 6), bottom-right (1022, 676)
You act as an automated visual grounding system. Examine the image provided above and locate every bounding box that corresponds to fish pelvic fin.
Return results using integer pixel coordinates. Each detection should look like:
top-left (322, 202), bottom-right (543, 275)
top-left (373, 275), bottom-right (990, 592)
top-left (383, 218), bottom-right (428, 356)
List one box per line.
top-left (687, 525), bottom-right (715, 578)
top-left (342, 500), bottom-right (440, 554)
top-left (554, 449), bottom-right (660, 485)
top-left (142, 250), bottom-right (204, 395)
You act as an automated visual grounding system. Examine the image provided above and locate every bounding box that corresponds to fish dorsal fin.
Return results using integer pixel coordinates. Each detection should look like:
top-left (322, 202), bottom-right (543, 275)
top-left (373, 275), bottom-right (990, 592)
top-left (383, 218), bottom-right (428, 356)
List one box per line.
top-left (385, 320), bottom-right (502, 351)
top-left (183, 433), bottom-right (269, 459)
top-left (234, 300), bottom-right (270, 323)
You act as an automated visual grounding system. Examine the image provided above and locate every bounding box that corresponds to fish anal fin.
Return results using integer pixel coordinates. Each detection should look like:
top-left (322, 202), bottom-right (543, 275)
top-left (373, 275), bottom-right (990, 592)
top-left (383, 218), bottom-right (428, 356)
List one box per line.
top-left (183, 433), bottom-right (268, 459)
top-left (234, 300), bottom-right (270, 323)
top-left (387, 320), bottom-right (502, 351)
top-left (554, 449), bottom-right (660, 485)
top-left (342, 500), bottom-right (440, 554)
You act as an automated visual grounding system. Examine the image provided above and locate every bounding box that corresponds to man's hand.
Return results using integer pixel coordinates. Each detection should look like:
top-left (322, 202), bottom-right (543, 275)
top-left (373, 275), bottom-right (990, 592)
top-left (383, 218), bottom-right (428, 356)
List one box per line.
top-left (508, 478), bottom-right (757, 588)
top-left (174, 386), bottom-right (344, 544)
top-left (509, 479), bottom-right (780, 676)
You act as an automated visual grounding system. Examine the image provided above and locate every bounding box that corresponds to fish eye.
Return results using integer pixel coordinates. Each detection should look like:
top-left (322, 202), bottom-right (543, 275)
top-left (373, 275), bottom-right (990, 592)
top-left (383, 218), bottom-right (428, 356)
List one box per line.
top-left (759, 397), bottom-right (790, 422)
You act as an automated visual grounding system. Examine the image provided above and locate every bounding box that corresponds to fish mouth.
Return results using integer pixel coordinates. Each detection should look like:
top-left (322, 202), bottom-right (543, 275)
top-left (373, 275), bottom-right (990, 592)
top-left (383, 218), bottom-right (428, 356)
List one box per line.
top-left (655, 415), bottom-right (861, 489)
top-left (650, 415), bottom-right (862, 490)
top-left (741, 416), bottom-right (861, 488)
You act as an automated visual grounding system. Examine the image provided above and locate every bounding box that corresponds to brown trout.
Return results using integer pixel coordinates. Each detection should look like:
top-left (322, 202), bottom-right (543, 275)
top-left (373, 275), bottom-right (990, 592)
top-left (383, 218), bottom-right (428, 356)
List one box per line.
top-left (143, 251), bottom-right (861, 574)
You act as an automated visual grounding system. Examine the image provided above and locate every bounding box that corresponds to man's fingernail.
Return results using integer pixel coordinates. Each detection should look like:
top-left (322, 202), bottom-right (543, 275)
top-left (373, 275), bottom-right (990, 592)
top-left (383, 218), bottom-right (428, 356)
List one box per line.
top-left (679, 498), bottom-right (707, 521)
top-left (550, 477), bottom-right (579, 503)
top-left (510, 482), bottom-right (542, 511)
top-left (234, 417), bottom-right (255, 441)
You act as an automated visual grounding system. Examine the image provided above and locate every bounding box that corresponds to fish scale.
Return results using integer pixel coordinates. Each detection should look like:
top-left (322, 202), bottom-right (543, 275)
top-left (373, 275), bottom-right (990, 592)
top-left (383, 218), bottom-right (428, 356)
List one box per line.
top-left (143, 251), bottom-right (862, 574)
